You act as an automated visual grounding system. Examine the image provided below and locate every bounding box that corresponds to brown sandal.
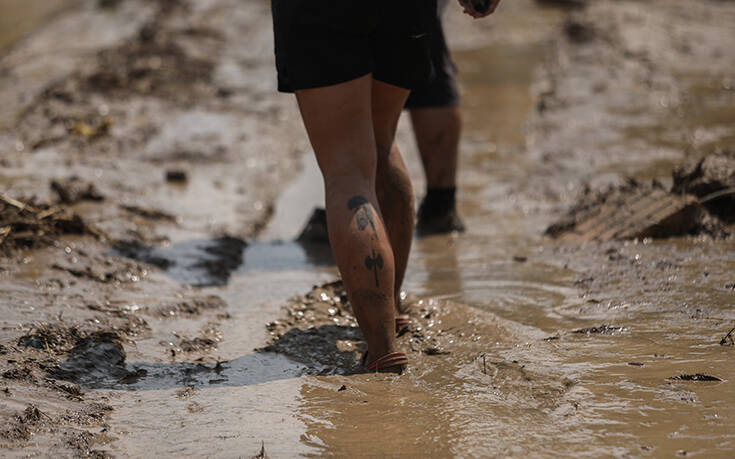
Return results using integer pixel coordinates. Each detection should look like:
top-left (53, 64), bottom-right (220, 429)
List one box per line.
top-left (366, 352), bottom-right (408, 373)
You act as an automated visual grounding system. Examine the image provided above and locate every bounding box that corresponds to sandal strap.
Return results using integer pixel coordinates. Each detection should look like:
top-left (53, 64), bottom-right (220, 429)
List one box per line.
top-left (395, 315), bottom-right (410, 326)
top-left (367, 352), bottom-right (408, 371)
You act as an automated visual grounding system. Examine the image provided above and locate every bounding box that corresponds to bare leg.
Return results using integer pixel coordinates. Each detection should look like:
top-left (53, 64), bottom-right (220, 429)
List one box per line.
top-left (372, 80), bottom-right (414, 301)
top-left (295, 75), bottom-right (405, 368)
top-left (410, 106), bottom-right (461, 189)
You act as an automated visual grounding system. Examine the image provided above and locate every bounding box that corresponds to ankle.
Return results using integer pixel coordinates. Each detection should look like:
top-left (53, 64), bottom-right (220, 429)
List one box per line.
top-left (420, 187), bottom-right (457, 217)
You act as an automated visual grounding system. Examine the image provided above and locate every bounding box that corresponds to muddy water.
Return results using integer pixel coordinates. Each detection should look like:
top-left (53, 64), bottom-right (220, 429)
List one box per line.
top-left (288, 3), bottom-right (735, 458)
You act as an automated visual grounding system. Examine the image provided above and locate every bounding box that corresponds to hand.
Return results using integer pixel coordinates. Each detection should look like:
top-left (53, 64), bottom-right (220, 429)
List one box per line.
top-left (458, 0), bottom-right (501, 18)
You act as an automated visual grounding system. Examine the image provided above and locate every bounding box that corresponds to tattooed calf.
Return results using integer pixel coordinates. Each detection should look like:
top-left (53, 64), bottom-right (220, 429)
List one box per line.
top-left (365, 249), bottom-right (384, 287)
top-left (347, 196), bottom-right (377, 236)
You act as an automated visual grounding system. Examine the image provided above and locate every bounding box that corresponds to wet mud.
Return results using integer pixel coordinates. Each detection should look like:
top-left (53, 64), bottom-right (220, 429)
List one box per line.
top-left (0, 194), bottom-right (103, 254)
top-left (1, 0), bottom-right (734, 456)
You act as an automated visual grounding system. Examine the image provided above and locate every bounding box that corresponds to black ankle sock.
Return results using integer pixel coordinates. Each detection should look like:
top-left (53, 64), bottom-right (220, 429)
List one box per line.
top-left (420, 187), bottom-right (457, 217)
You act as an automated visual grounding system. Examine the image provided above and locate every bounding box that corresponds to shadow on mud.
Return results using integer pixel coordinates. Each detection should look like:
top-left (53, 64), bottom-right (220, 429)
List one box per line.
top-left (51, 325), bottom-right (360, 391)
top-left (113, 237), bottom-right (334, 287)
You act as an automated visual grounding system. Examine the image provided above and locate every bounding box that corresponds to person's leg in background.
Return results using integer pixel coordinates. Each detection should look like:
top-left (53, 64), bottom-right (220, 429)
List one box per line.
top-left (407, 0), bottom-right (466, 235)
top-left (410, 105), bottom-right (464, 234)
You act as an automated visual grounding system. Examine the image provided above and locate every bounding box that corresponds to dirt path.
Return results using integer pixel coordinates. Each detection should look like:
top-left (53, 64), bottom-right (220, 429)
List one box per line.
top-left (1, 0), bottom-right (734, 457)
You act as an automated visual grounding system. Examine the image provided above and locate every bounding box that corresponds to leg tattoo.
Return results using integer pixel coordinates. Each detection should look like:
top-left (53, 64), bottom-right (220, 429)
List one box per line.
top-left (348, 196), bottom-right (377, 236)
top-left (365, 249), bottom-right (384, 287)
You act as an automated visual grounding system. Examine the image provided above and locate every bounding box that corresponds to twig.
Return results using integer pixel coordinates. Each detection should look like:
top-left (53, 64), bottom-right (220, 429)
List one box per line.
top-left (35, 207), bottom-right (62, 220)
top-left (253, 441), bottom-right (268, 459)
top-left (0, 226), bottom-right (11, 245)
top-left (0, 194), bottom-right (37, 213)
top-left (699, 187), bottom-right (735, 205)
top-left (720, 327), bottom-right (735, 346)
top-left (482, 354), bottom-right (487, 375)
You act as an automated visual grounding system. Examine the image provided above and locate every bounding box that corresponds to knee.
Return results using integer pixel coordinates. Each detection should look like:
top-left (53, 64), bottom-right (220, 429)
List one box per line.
top-left (320, 156), bottom-right (376, 192)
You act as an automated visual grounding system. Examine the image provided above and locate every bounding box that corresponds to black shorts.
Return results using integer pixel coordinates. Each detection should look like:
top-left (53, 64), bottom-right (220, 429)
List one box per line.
top-left (272, 0), bottom-right (437, 93)
top-left (405, 6), bottom-right (459, 108)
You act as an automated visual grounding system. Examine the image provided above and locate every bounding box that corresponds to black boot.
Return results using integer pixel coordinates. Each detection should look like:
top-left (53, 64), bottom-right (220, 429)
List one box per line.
top-left (416, 187), bottom-right (466, 235)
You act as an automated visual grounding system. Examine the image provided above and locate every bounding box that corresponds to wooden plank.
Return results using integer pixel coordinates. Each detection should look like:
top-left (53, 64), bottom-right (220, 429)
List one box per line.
top-left (558, 191), bottom-right (701, 242)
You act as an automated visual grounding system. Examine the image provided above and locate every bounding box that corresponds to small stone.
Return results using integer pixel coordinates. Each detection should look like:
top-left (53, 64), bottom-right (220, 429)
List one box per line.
top-left (165, 169), bottom-right (188, 183)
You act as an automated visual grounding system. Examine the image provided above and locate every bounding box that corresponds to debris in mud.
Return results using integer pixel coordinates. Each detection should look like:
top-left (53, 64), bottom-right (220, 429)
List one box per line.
top-left (172, 336), bottom-right (218, 354)
top-left (2, 367), bottom-right (35, 383)
top-left (85, 18), bottom-right (216, 104)
top-left (176, 386), bottom-right (199, 399)
top-left (572, 324), bottom-right (627, 335)
top-left (337, 385), bottom-right (347, 392)
top-left (513, 255), bottom-right (528, 262)
top-left (47, 379), bottom-right (84, 399)
top-left (668, 374), bottom-right (723, 382)
top-left (266, 281), bottom-right (356, 339)
top-left (628, 362), bottom-right (645, 367)
top-left (0, 194), bottom-right (105, 254)
top-left (546, 181), bottom-right (703, 242)
top-left (151, 295), bottom-right (227, 318)
top-left (672, 151), bottom-right (735, 224)
top-left (51, 177), bottom-right (105, 204)
top-left (120, 204), bottom-right (178, 223)
top-left (52, 251), bottom-right (149, 284)
top-left (720, 327), bottom-right (734, 346)
top-left (0, 405), bottom-right (48, 442)
top-left (70, 117), bottom-right (113, 141)
top-left (422, 347), bottom-right (451, 356)
top-left (165, 169), bottom-right (188, 183)
top-left (19, 323), bottom-right (86, 354)
top-left (564, 16), bottom-right (597, 44)
top-left (252, 441), bottom-right (269, 459)
top-left (549, 153), bottom-right (735, 242)
top-left (297, 208), bottom-right (330, 244)
top-left (52, 332), bottom-right (144, 387)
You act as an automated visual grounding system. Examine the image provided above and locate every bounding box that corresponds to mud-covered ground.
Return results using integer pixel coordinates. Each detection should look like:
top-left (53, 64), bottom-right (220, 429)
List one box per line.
top-left (1, 0), bottom-right (308, 455)
top-left (1, 0), bottom-right (734, 456)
